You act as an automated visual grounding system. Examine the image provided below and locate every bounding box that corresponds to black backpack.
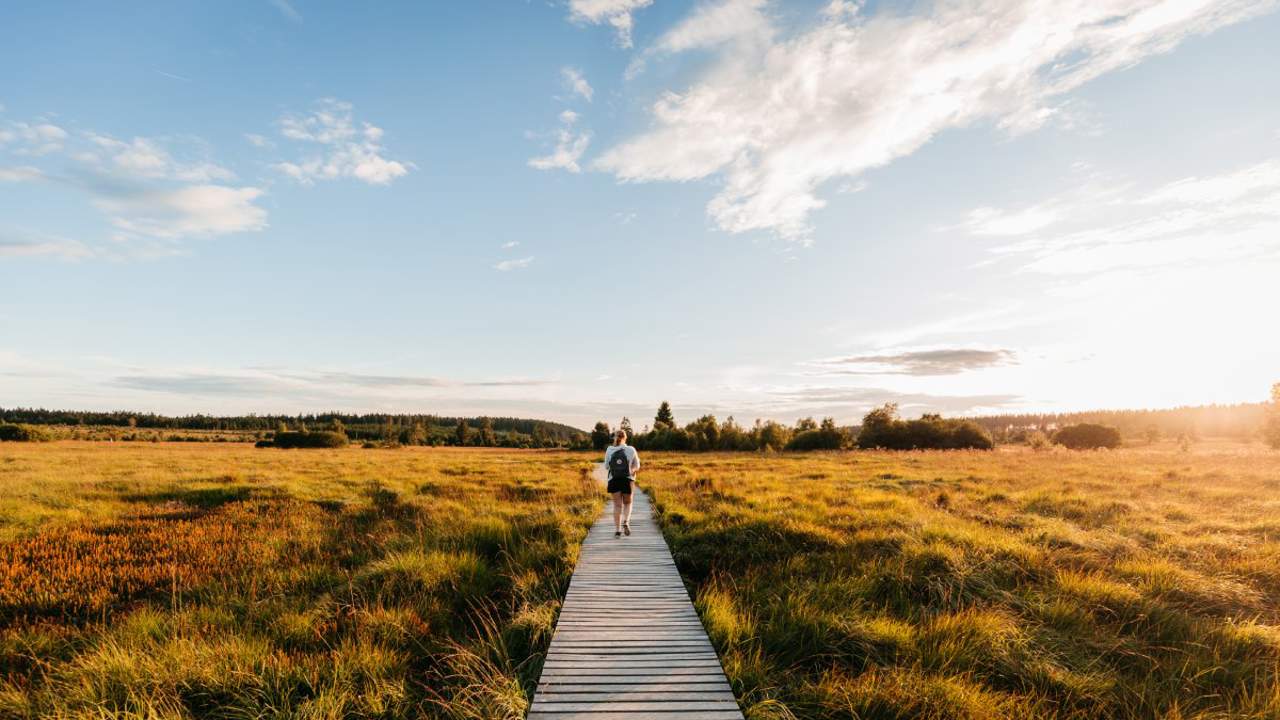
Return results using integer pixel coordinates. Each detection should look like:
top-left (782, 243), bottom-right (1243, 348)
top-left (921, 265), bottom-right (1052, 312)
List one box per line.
top-left (608, 447), bottom-right (631, 481)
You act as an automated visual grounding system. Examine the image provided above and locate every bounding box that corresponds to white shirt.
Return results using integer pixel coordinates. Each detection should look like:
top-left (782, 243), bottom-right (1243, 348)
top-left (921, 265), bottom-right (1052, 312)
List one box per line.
top-left (604, 444), bottom-right (640, 478)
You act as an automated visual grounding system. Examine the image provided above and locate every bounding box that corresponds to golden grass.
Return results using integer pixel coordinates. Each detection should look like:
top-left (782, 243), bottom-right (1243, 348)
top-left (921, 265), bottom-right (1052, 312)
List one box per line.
top-left (4, 441), bottom-right (1280, 719)
top-left (644, 443), bottom-right (1280, 719)
top-left (0, 443), bottom-right (599, 719)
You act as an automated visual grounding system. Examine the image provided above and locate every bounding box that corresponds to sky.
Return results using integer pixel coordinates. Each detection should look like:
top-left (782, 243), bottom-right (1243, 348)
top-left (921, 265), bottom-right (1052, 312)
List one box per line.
top-left (2, 0), bottom-right (1279, 430)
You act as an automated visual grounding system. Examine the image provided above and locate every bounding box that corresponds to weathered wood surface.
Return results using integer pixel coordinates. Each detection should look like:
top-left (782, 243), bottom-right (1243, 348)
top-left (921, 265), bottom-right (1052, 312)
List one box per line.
top-left (529, 491), bottom-right (743, 719)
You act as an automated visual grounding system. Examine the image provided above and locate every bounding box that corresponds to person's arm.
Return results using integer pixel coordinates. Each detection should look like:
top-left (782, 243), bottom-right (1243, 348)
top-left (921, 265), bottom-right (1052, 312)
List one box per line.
top-left (630, 448), bottom-right (641, 474)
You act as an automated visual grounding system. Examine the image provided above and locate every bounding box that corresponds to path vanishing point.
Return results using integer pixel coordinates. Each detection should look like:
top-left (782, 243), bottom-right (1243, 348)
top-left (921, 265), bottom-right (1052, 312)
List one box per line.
top-left (529, 491), bottom-right (745, 719)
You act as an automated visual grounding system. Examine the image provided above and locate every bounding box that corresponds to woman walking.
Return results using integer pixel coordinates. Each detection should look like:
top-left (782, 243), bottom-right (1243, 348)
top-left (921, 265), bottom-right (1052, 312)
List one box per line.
top-left (604, 429), bottom-right (640, 538)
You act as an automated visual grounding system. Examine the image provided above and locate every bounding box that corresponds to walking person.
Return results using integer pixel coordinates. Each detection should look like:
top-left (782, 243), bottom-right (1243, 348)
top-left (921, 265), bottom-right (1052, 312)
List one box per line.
top-left (605, 429), bottom-right (640, 538)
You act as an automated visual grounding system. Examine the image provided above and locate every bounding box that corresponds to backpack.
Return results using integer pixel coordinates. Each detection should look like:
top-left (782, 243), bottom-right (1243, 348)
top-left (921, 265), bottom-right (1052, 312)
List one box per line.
top-left (608, 447), bottom-right (631, 481)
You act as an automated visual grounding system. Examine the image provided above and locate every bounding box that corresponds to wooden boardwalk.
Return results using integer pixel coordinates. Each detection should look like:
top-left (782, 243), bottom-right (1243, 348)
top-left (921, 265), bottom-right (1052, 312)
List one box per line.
top-left (529, 491), bottom-right (743, 719)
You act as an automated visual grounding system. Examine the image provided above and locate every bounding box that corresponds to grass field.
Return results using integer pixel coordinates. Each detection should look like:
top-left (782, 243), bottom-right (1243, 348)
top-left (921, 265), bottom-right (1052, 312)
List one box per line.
top-left (2, 442), bottom-right (1278, 719)
top-left (643, 444), bottom-right (1280, 719)
top-left (0, 443), bottom-right (599, 719)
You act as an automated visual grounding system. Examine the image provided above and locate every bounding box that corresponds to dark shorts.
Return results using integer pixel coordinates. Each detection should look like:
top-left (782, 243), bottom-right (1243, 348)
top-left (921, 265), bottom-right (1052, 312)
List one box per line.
top-left (607, 477), bottom-right (633, 495)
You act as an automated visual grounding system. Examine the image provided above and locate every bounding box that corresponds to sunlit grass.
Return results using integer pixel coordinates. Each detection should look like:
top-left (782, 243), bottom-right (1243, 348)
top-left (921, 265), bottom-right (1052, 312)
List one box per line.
top-left (645, 443), bottom-right (1280, 719)
top-left (0, 443), bottom-right (599, 719)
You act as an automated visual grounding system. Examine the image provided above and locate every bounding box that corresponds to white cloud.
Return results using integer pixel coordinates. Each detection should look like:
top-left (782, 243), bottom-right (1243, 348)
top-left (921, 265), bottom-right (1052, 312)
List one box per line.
top-left (86, 133), bottom-right (236, 183)
top-left (244, 133), bottom-right (274, 149)
top-left (561, 67), bottom-right (594, 102)
top-left (94, 185), bottom-right (268, 240)
top-left (494, 256), bottom-right (535, 271)
top-left (597, 0), bottom-right (1276, 241)
top-left (568, 0), bottom-right (653, 47)
top-left (501, 240), bottom-right (521, 249)
top-left (0, 166), bottom-right (44, 182)
top-left (652, 0), bottom-right (771, 54)
top-left (977, 158), bottom-right (1280, 274)
top-left (529, 110), bottom-right (592, 173)
top-left (274, 99), bottom-right (411, 185)
top-left (3, 121), bottom-right (68, 156)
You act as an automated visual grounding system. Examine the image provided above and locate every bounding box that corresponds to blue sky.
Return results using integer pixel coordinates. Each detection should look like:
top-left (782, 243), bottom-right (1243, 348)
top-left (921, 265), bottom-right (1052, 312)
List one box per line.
top-left (2, 0), bottom-right (1279, 429)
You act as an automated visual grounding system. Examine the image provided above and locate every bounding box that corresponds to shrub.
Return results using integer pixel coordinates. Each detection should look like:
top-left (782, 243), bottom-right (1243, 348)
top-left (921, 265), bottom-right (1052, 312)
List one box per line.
top-left (856, 406), bottom-right (993, 450)
top-left (271, 431), bottom-right (347, 449)
top-left (1053, 423), bottom-right (1122, 450)
top-left (786, 419), bottom-right (847, 451)
top-left (0, 423), bottom-right (53, 442)
top-left (253, 439), bottom-right (274, 448)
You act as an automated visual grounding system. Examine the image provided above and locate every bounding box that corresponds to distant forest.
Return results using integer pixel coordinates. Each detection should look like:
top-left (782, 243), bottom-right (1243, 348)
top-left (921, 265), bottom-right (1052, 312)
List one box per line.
top-left (0, 408), bottom-right (585, 447)
top-left (965, 403), bottom-right (1266, 441)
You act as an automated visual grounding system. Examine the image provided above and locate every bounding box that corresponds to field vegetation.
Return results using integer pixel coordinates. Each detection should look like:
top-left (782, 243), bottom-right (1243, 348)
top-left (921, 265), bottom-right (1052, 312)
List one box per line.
top-left (4, 439), bottom-right (1279, 720)
top-left (644, 443), bottom-right (1280, 719)
top-left (0, 443), bottom-right (599, 719)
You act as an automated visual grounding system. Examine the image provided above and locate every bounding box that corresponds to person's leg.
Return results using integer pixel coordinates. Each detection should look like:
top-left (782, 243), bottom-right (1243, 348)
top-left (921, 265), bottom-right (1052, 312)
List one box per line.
top-left (622, 486), bottom-right (634, 529)
top-left (611, 492), bottom-right (623, 533)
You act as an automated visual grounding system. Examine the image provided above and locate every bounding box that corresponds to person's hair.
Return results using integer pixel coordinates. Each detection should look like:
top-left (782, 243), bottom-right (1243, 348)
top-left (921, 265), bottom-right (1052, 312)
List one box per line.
top-left (613, 429), bottom-right (627, 444)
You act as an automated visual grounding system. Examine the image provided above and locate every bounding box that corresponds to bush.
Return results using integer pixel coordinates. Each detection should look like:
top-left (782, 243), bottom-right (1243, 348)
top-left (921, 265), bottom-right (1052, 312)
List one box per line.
top-left (786, 419), bottom-right (848, 451)
top-left (856, 406), bottom-right (994, 450)
top-left (1053, 423), bottom-right (1122, 450)
top-left (271, 431), bottom-right (347, 449)
top-left (0, 423), bottom-right (53, 442)
top-left (253, 439), bottom-right (274, 448)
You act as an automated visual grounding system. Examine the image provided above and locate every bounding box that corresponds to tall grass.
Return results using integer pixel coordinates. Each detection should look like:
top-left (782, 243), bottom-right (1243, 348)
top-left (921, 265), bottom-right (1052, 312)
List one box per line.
top-left (645, 444), bottom-right (1280, 719)
top-left (0, 443), bottom-right (599, 719)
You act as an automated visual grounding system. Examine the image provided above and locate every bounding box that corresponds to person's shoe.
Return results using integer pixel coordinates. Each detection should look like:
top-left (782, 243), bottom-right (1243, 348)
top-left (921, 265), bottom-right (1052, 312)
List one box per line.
top-left (614, 531), bottom-right (622, 538)
top-left (623, 523), bottom-right (631, 536)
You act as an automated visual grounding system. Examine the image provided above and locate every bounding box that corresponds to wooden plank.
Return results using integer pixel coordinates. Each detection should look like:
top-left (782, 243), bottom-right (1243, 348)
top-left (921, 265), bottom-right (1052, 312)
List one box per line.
top-left (531, 491), bottom-right (743, 719)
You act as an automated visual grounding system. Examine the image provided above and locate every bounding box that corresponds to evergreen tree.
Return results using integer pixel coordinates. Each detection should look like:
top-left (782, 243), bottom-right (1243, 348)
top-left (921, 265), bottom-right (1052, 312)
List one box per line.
top-left (478, 417), bottom-right (497, 447)
top-left (654, 401), bottom-right (675, 430)
top-left (620, 416), bottom-right (634, 436)
top-left (455, 418), bottom-right (471, 446)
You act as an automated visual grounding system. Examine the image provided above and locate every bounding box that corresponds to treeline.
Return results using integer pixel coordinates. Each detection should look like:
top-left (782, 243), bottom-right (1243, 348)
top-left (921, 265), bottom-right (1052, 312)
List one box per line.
top-left (968, 402), bottom-right (1266, 441)
top-left (589, 401), bottom-right (992, 452)
top-left (0, 407), bottom-right (584, 447)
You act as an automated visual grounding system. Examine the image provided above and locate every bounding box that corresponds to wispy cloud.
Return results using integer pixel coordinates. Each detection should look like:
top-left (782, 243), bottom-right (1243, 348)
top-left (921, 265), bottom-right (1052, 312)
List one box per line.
top-left (244, 133), bottom-right (274, 149)
top-left (494, 256), bottom-right (535, 271)
top-left (274, 98), bottom-right (411, 185)
top-left (561, 67), bottom-right (594, 102)
top-left (597, 0), bottom-right (1275, 241)
top-left (0, 230), bottom-right (94, 260)
top-left (501, 240), bottom-right (520, 249)
top-left (0, 121), bottom-right (68, 156)
top-left (528, 109), bottom-right (590, 173)
top-left (0, 115), bottom-right (268, 257)
top-left (85, 132), bottom-right (235, 183)
top-left (0, 166), bottom-right (44, 182)
top-left (270, 0), bottom-right (302, 23)
top-left (975, 158), bottom-right (1280, 274)
top-left (567, 0), bottom-right (653, 48)
top-left (812, 348), bottom-right (1018, 376)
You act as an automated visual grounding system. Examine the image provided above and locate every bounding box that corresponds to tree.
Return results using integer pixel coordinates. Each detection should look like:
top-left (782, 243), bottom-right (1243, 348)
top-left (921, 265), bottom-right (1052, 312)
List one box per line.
top-left (478, 417), bottom-right (497, 447)
top-left (620, 417), bottom-right (634, 437)
top-left (590, 422), bottom-right (612, 451)
top-left (406, 421), bottom-right (426, 446)
top-left (1054, 423), bottom-right (1122, 450)
top-left (1265, 382), bottom-right (1280, 450)
top-left (330, 418), bottom-right (346, 436)
top-left (1143, 424), bottom-right (1160, 444)
top-left (795, 417), bottom-right (818, 432)
top-left (654, 401), bottom-right (675, 430)
top-left (454, 418), bottom-right (471, 446)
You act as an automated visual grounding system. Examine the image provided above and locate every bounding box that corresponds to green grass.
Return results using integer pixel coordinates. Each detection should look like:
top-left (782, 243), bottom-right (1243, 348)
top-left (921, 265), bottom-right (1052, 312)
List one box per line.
top-left (0, 443), bottom-right (600, 719)
top-left (644, 444), bottom-right (1280, 720)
